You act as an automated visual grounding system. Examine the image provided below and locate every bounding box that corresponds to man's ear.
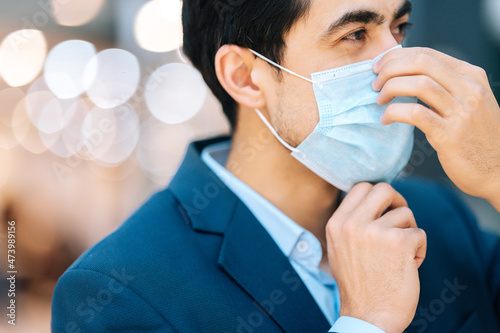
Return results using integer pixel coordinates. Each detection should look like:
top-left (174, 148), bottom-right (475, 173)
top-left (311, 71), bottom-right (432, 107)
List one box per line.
top-left (215, 45), bottom-right (266, 109)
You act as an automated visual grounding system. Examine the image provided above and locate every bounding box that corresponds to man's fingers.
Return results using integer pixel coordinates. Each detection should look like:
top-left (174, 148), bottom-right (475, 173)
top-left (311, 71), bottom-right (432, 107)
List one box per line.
top-left (377, 206), bottom-right (417, 229)
top-left (373, 47), bottom-right (470, 93)
top-left (376, 47), bottom-right (469, 73)
top-left (357, 183), bottom-right (408, 220)
top-left (377, 75), bottom-right (460, 118)
top-left (333, 182), bottom-right (373, 218)
top-left (376, 210), bottom-right (427, 268)
top-left (408, 227), bottom-right (427, 268)
top-left (381, 102), bottom-right (446, 139)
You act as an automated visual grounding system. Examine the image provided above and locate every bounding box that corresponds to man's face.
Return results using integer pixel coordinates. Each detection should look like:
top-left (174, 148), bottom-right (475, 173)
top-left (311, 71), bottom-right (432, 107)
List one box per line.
top-left (260, 0), bottom-right (412, 147)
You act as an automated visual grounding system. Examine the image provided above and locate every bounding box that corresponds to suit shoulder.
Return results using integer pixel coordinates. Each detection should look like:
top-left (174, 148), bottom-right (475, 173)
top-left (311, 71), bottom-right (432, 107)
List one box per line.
top-left (66, 188), bottom-right (191, 274)
top-left (52, 267), bottom-right (175, 332)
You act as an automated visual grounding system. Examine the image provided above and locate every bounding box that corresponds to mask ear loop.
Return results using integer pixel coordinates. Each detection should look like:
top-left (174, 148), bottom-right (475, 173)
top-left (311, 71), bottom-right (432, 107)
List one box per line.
top-left (249, 49), bottom-right (324, 89)
top-left (249, 49), bottom-right (313, 155)
top-left (254, 109), bottom-right (301, 154)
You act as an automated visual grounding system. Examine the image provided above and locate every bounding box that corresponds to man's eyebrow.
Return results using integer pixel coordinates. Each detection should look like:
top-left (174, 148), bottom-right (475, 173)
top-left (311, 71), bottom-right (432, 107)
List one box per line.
top-left (395, 0), bottom-right (413, 21)
top-left (321, 10), bottom-right (385, 40)
top-left (320, 0), bottom-right (413, 40)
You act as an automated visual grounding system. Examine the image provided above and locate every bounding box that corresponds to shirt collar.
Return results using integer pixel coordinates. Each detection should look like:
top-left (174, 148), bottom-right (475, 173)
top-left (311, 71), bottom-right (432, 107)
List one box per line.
top-left (201, 141), bottom-right (323, 265)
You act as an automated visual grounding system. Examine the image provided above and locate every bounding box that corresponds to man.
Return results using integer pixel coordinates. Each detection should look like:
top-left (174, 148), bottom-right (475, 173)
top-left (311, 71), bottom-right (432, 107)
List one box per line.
top-left (52, 0), bottom-right (500, 332)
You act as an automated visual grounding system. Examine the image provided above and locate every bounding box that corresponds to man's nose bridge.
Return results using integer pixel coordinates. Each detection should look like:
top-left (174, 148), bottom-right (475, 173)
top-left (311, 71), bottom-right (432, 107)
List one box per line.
top-left (372, 32), bottom-right (400, 59)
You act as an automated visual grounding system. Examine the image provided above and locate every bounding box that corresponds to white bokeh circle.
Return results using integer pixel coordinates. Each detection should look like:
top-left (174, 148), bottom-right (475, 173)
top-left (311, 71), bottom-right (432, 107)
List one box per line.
top-left (51, 0), bottom-right (106, 27)
top-left (159, 0), bottom-right (182, 23)
top-left (26, 77), bottom-right (78, 134)
top-left (39, 98), bottom-right (89, 158)
top-left (483, 0), bottom-right (500, 45)
top-left (44, 40), bottom-right (97, 99)
top-left (11, 96), bottom-right (48, 154)
top-left (134, 0), bottom-right (183, 53)
top-left (0, 29), bottom-right (47, 87)
top-left (145, 63), bottom-right (207, 124)
top-left (84, 49), bottom-right (141, 109)
top-left (136, 117), bottom-right (194, 183)
top-left (80, 104), bottom-right (140, 166)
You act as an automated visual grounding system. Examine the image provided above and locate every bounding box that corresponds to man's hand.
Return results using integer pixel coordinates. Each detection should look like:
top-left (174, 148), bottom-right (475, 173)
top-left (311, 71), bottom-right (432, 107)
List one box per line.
top-left (373, 47), bottom-right (500, 211)
top-left (326, 183), bottom-right (427, 333)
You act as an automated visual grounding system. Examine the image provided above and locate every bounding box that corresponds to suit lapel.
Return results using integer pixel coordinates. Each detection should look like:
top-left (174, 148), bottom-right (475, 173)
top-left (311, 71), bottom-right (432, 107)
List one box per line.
top-left (218, 198), bottom-right (330, 333)
top-left (169, 137), bottom-right (330, 332)
top-left (169, 137), bottom-right (238, 234)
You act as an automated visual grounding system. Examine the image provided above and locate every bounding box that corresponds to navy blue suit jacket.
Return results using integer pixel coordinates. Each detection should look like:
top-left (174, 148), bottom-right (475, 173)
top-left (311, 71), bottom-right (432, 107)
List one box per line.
top-left (52, 137), bottom-right (500, 332)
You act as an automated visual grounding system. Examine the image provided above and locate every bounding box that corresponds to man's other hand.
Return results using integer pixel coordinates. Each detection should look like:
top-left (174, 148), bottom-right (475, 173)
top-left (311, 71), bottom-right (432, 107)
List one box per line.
top-left (326, 183), bottom-right (427, 333)
top-left (374, 47), bottom-right (500, 211)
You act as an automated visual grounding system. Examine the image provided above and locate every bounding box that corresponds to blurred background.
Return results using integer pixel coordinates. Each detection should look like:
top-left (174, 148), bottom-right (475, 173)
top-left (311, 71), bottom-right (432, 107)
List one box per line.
top-left (0, 0), bottom-right (498, 332)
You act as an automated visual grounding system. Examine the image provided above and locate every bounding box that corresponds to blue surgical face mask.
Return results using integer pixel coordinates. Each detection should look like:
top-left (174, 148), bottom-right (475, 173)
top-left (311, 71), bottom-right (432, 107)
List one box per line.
top-left (250, 45), bottom-right (416, 191)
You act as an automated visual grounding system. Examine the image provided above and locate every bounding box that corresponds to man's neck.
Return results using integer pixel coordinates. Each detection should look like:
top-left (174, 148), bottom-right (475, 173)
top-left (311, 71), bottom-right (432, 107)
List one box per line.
top-left (225, 112), bottom-right (340, 249)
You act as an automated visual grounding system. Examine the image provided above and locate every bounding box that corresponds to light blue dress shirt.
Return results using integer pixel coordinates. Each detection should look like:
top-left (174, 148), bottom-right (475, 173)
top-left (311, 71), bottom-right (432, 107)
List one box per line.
top-left (201, 140), bottom-right (385, 333)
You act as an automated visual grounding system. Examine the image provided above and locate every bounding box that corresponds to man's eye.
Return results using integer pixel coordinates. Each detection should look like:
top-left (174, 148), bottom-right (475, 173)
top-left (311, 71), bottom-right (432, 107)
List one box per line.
top-left (343, 29), bottom-right (367, 42)
top-left (393, 22), bottom-right (413, 37)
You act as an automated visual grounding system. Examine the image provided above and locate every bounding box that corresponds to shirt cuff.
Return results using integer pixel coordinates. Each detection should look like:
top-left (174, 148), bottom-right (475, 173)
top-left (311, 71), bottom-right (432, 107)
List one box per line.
top-left (329, 316), bottom-right (386, 333)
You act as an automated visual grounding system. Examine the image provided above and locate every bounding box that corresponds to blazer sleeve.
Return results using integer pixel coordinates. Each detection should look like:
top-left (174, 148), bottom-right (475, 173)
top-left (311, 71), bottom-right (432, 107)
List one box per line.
top-left (439, 185), bottom-right (500, 318)
top-left (51, 268), bottom-right (177, 332)
top-left (480, 224), bottom-right (500, 316)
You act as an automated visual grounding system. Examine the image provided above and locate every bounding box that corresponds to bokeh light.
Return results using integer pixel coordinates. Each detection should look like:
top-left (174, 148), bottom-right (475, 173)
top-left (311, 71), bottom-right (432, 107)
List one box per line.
top-left (0, 87), bottom-right (25, 126)
top-left (134, 0), bottom-right (183, 53)
top-left (145, 63), bottom-right (207, 124)
top-left (0, 29), bottom-right (47, 87)
top-left (136, 117), bottom-right (194, 184)
top-left (11, 95), bottom-right (48, 154)
top-left (483, 0), bottom-right (500, 45)
top-left (159, 0), bottom-right (182, 22)
top-left (51, 0), bottom-right (106, 27)
top-left (44, 40), bottom-right (97, 99)
top-left (80, 104), bottom-right (140, 166)
top-left (84, 48), bottom-right (141, 109)
top-left (40, 98), bottom-right (89, 158)
top-left (26, 77), bottom-right (78, 134)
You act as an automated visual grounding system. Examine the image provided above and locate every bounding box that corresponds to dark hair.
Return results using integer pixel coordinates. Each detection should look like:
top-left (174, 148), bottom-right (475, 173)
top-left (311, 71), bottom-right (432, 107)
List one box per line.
top-left (182, 0), bottom-right (311, 129)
